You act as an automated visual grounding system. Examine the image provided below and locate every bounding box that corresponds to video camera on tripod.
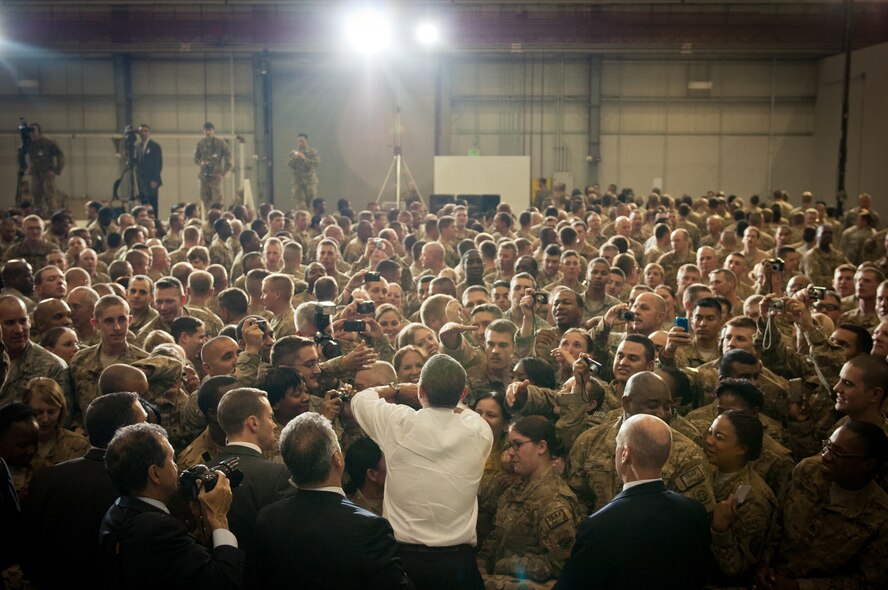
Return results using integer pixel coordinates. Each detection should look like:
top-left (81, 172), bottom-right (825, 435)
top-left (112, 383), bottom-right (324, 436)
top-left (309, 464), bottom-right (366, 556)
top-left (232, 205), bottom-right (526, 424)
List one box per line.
top-left (15, 117), bottom-right (32, 202)
top-left (111, 124), bottom-right (141, 214)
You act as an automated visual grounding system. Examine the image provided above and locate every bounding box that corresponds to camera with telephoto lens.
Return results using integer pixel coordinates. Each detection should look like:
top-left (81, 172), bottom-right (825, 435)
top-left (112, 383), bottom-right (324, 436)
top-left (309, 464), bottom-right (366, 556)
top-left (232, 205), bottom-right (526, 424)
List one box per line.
top-left (178, 456), bottom-right (243, 501)
top-left (618, 309), bottom-right (635, 322)
top-left (315, 332), bottom-right (341, 359)
top-left (768, 258), bottom-right (785, 272)
top-left (315, 302), bottom-right (336, 331)
top-left (809, 286), bottom-right (827, 301)
top-left (533, 291), bottom-right (549, 305)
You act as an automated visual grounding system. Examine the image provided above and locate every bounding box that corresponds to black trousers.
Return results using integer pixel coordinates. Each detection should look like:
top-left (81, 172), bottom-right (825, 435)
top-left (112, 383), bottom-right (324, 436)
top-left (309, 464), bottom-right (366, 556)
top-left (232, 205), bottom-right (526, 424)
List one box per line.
top-left (397, 543), bottom-right (483, 590)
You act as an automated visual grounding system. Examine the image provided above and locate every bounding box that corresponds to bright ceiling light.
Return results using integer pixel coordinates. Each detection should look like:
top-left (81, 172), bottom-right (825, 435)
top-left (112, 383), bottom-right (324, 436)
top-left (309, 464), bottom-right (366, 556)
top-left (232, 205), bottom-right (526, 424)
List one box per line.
top-left (415, 22), bottom-right (439, 46)
top-left (345, 8), bottom-right (392, 54)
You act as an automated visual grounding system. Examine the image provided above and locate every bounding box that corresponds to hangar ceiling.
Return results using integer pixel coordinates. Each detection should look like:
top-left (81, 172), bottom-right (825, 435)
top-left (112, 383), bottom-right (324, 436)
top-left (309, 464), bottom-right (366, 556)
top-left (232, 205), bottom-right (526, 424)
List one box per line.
top-left (2, 1), bottom-right (888, 58)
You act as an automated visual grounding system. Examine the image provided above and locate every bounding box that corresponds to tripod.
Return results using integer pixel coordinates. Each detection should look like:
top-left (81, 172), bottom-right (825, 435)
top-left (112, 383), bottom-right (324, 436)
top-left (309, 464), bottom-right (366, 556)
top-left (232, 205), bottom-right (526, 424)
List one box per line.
top-left (15, 118), bottom-right (31, 205)
top-left (111, 134), bottom-right (139, 215)
top-left (375, 79), bottom-right (426, 210)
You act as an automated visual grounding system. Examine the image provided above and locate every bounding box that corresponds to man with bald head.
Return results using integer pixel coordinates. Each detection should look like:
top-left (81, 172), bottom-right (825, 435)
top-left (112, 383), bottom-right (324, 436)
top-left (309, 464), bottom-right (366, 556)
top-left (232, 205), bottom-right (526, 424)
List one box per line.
top-left (67, 286), bottom-right (100, 347)
top-left (419, 242), bottom-right (446, 276)
top-left (0, 295), bottom-right (71, 409)
top-left (557, 413), bottom-right (710, 590)
top-left (566, 371), bottom-right (714, 516)
top-left (98, 364), bottom-right (149, 398)
top-left (201, 336), bottom-right (241, 378)
top-left (0, 259), bottom-right (36, 312)
top-left (32, 298), bottom-right (73, 339)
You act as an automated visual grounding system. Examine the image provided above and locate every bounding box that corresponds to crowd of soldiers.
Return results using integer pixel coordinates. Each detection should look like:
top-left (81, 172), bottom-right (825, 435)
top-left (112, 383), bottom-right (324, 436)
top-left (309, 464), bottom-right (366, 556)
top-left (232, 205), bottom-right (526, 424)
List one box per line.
top-left (1, 183), bottom-right (887, 589)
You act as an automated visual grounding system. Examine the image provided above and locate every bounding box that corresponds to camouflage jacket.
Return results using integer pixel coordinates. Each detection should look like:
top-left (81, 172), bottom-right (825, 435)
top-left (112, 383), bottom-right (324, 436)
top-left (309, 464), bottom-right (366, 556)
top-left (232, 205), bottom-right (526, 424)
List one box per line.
top-left (709, 463), bottom-right (777, 579)
top-left (0, 342), bottom-right (71, 413)
top-left (566, 417), bottom-right (715, 515)
top-left (764, 457), bottom-right (888, 589)
top-left (478, 468), bottom-right (581, 583)
top-left (69, 343), bottom-right (148, 416)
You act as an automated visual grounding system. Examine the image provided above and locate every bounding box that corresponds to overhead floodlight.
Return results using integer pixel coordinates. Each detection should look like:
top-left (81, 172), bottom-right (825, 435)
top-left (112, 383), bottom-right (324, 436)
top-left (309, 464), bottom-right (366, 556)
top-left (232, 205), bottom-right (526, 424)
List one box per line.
top-left (345, 8), bottom-right (392, 54)
top-left (415, 22), bottom-right (440, 46)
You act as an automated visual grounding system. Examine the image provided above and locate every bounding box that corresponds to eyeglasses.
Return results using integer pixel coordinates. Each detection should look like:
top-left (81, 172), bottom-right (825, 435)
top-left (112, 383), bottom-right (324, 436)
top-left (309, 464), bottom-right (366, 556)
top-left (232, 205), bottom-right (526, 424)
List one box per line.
top-left (505, 439), bottom-right (535, 451)
top-left (821, 439), bottom-right (869, 459)
top-left (813, 303), bottom-right (840, 312)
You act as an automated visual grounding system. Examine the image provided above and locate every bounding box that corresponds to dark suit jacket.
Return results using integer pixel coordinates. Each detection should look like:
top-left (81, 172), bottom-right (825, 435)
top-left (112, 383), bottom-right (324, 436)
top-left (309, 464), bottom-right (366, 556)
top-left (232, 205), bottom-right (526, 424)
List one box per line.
top-left (23, 447), bottom-right (119, 588)
top-left (99, 496), bottom-right (244, 590)
top-left (216, 443), bottom-right (294, 551)
top-left (554, 480), bottom-right (711, 590)
top-left (137, 138), bottom-right (163, 193)
top-left (250, 489), bottom-right (413, 590)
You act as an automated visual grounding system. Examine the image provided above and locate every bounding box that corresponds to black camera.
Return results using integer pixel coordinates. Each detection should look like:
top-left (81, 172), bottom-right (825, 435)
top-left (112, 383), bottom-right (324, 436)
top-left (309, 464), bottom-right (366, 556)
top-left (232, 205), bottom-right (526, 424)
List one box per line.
top-left (618, 310), bottom-right (635, 322)
top-left (809, 286), bottom-right (827, 301)
top-left (315, 302), bottom-right (336, 331)
top-left (356, 301), bottom-right (376, 315)
top-left (178, 457), bottom-right (243, 501)
top-left (768, 258), bottom-right (785, 272)
top-left (533, 291), bottom-right (549, 305)
top-left (770, 298), bottom-right (786, 312)
top-left (254, 319), bottom-right (268, 333)
top-left (315, 332), bottom-right (342, 359)
top-left (364, 272), bottom-right (381, 283)
top-left (18, 118), bottom-right (31, 146)
top-left (344, 319), bottom-right (366, 332)
top-left (333, 389), bottom-right (352, 403)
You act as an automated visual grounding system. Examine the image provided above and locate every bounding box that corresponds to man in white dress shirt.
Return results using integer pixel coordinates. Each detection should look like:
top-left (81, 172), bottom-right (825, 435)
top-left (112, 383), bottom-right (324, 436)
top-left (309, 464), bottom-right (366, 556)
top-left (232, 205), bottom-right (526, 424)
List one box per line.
top-left (351, 354), bottom-right (494, 590)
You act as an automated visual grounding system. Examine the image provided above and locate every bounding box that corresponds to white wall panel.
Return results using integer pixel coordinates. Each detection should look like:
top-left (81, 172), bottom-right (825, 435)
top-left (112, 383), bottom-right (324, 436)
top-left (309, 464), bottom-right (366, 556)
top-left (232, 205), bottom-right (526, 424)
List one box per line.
top-left (664, 136), bottom-right (720, 194)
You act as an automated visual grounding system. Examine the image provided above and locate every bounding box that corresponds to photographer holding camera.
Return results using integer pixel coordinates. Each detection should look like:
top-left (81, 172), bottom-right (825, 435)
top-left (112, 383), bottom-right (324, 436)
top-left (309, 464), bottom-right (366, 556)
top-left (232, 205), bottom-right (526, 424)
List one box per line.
top-left (100, 422), bottom-right (244, 589)
top-left (194, 122), bottom-right (232, 215)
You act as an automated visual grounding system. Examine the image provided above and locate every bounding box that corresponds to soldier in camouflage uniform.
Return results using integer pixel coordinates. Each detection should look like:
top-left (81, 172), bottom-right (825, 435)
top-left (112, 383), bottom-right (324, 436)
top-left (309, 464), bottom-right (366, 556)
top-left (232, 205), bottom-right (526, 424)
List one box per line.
top-left (25, 123), bottom-right (65, 212)
top-left (477, 417), bottom-right (581, 584)
top-left (193, 122), bottom-right (231, 213)
top-left (287, 133), bottom-right (320, 210)
top-left (705, 411), bottom-right (777, 582)
top-left (0, 297), bottom-right (72, 419)
top-left (3, 216), bottom-right (57, 272)
top-left (566, 372), bottom-right (715, 515)
top-left (800, 225), bottom-right (849, 287)
top-left (755, 422), bottom-right (888, 590)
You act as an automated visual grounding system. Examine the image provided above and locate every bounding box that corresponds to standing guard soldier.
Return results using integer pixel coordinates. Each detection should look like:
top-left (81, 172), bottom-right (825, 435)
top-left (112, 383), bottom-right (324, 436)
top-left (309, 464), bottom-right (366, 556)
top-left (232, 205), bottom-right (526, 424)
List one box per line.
top-left (26, 123), bottom-right (65, 213)
top-left (193, 122), bottom-right (231, 215)
top-left (288, 132), bottom-right (320, 210)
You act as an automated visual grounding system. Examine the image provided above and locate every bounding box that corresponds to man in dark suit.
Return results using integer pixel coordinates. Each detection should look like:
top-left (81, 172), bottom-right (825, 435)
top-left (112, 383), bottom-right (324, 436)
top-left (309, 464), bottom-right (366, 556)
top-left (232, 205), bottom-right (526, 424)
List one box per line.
top-left (250, 412), bottom-right (413, 590)
top-left (23, 391), bottom-right (148, 588)
top-left (215, 387), bottom-right (294, 551)
top-left (99, 422), bottom-right (244, 590)
top-left (555, 414), bottom-right (711, 590)
top-left (136, 123), bottom-right (163, 215)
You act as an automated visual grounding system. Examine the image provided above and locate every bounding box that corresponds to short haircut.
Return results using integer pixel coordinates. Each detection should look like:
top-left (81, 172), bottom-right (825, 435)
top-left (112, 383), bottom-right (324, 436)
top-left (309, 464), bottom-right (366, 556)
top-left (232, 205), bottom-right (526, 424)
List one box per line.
top-left (623, 334), bottom-right (656, 363)
top-left (104, 423), bottom-right (169, 496)
top-left (263, 273), bottom-right (295, 301)
top-left (261, 367), bottom-right (305, 407)
top-left (197, 375), bottom-right (238, 418)
top-left (344, 437), bottom-right (383, 492)
top-left (217, 388), bottom-right (269, 437)
top-left (694, 296), bottom-right (723, 317)
top-left (472, 303), bottom-right (503, 319)
top-left (485, 318), bottom-right (518, 343)
top-left (835, 323), bottom-right (873, 356)
top-left (419, 354), bottom-right (467, 408)
top-left (842, 420), bottom-right (888, 464)
top-left (270, 335), bottom-right (315, 368)
top-left (84, 391), bottom-right (142, 448)
top-left (0, 402), bottom-right (37, 437)
top-left (419, 294), bottom-right (455, 327)
top-left (170, 316), bottom-right (204, 342)
top-left (94, 294), bottom-right (130, 320)
top-left (719, 409), bottom-right (763, 462)
top-left (188, 270), bottom-right (214, 296)
top-left (155, 277), bottom-right (184, 296)
top-left (725, 316), bottom-right (757, 331)
top-left (845, 354), bottom-right (888, 399)
top-left (718, 349), bottom-right (758, 380)
top-left (279, 412), bottom-right (340, 487)
top-left (218, 288), bottom-right (249, 315)
top-left (714, 378), bottom-right (765, 411)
